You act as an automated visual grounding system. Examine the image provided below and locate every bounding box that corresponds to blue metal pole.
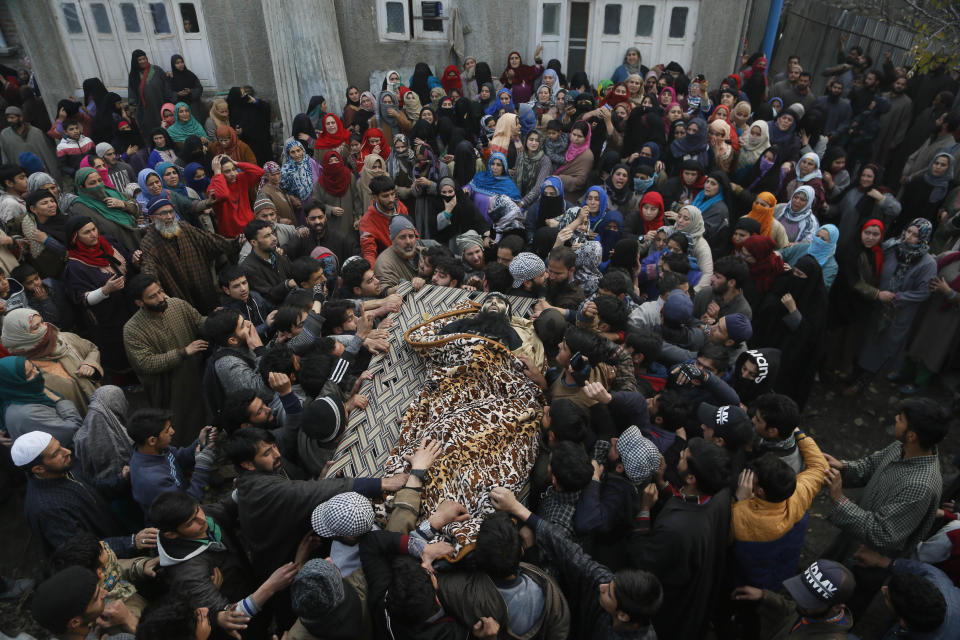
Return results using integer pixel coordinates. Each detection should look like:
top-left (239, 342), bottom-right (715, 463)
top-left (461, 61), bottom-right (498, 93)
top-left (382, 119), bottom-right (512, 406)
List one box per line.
top-left (761, 0), bottom-right (785, 62)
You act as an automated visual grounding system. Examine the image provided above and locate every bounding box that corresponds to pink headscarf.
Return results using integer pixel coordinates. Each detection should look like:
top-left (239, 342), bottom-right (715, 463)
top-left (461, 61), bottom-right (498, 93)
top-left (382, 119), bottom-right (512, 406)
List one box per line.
top-left (79, 155), bottom-right (115, 188)
top-left (563, 121), bottom-right (593, 165)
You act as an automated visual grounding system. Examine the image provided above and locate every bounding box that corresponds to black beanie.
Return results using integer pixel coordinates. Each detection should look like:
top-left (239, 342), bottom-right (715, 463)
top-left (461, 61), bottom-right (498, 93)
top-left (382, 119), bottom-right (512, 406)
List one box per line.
top-left (24, 188), bottom-right (56, 209)
top-left (64, 215), bottom-right (95, 243)
top-left (32, 566), bottom-right (99, 633)
top-left (301, 395), bottom-right (346, 444)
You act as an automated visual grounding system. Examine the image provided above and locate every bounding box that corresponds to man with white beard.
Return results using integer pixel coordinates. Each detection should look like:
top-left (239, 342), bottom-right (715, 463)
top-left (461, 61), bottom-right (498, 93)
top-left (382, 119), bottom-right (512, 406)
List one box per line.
top-left (138, 195), bottom-right (238, 314)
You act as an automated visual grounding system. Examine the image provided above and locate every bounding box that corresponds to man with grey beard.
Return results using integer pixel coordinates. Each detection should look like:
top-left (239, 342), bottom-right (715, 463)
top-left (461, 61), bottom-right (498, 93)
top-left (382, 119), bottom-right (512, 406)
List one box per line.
top-left (138, 195), bottom-right (238, 314)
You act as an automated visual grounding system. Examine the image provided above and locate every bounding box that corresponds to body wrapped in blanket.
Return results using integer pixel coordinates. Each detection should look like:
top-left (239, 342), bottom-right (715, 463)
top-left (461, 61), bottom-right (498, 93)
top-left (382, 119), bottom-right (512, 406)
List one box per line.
top-left (382, 302), bottom-right (546, 559)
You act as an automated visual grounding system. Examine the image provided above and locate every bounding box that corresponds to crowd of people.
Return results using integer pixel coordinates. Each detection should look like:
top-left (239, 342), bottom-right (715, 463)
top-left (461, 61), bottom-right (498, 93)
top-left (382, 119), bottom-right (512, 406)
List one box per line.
top-left (0, 37), bottom-right (959, 640)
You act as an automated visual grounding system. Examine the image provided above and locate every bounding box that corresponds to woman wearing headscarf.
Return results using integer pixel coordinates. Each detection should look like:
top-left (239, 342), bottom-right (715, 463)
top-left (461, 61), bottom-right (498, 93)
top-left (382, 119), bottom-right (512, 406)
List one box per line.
top-left (18, 189), bottom-right (68, 278)
top-left (773, 185), bottom-right (818, 244)
top-left (387, 133), bottom-right (416, 211)
top-left (604, 163), bottom-right (636, 216)
top-left (377, 90), bottom-right (409, 143)
top-left (410, 63), bottom-right (435, 105)
top-left (146, 128), bottom-right (177, 168)
top-left (611, 47), bottom-right (646, 83)
top-left (72, 167), bottom-right (142, 252)
top-left (931, 184), bottom-right (960, 254)
top-left (204, 98), bottom-right (230, 139)
top-left (516, 130), bottom-right (553, 210)
top-left (279, 137), bottom-right (318, 218)
top-left (313, 150), bottom-right (362, 239)
top-left (845, 219), bottom-right (937, 395)
top-left (407, 143), bottom-right (447, 239)
top-left (136, 166), bottom-right (209, 228)
top-left (342, 86), bottom-right (362, 126)
top-left (356, 153), bottom-right (387, 211)
top-left (226, 86), bottom-right (272, 164)
top-left (739, 234), bottom-right (785, 308)
top-left (824, 219), bottom-right (886, 378)
top-left (27, 171), bottom-right (77, 215)
top-left (485, 88), bottom-right (517, 118)
top-left (176, 135), bottom-right (208, 171)
top-left (90, 93), bottom-right (125, 144)
top-left (488, 113), bottom-right (521, 165)
top-left (751, 254), bottom-right (826, 408)
top-left (1, 308), bottom-right (102, 414)
top-left (896, 152), bottom-right (957, 235)
top-left (256, 161), bottom-right (296, 225)
top-left (779, 151), bottom-right (826, 218)
top-left (453, 139), bottom-right (483, 188)
top-left (305, 95), bottom-right (327, 130)
top-left (820, 146), bottom-right (850, 202)
top-left (832, 163), bottom-right (901, 257)
top-left (460, 58), bottom-right (479, 101)
top-left (184, 163), bottom-right (210, 195)
top-left (741, 190), bottom-right (789, 248)
top-left (60, 215), bottom-right (135, 372)
top-left (441, 65), bottom-right (462, 94)
top-left (735, 121), bottom-right (770, 173)
top-left (500, 48), bottom-right (543, 105)
top-left (780, 223), bottom-right (840, 289)
top-left (466, 151), bottom-right (521, 219)
top-left (167, 54), bottom-right (204, 119)
top-left (127, 50), bottom-right (172, 136)
top-left (73, 385), bottom-right (133, 482)
top-left (690, 171), bottom-right (732, 255)
top-left (207, 154), bottom-right (265, 237)
top-left (435, 176), bottom-right (488, 249)
top-left (555, 121), bottom-right (593, 203)
top-left (357, 127), bottom-right (391, 173)
top-left (664, 204), bottom-right (713, 292)
top-left (766, 106), bottom-right (802, 162)
top-left (313, 113), bottom-right (351, 161)
top-left (208, 124), bottom-right (257, 164)
top-left (528, 84), bottom-right (557, 127)
top-left (80, 154), bottom-right (115, 189)
top-left (665, 117), bottom-right (709, 176)
top-left (730, 146), bottom-right (787, 216)
top-left (166, 102), bottom-right (209, 145)
top-left (401, 91), bottom-right (423, 131)
top-left (81, 78), bottom-right (108, 119)
top-left (707, 119), bottom-right (739, 176)
top-left (291, 113), bottom-right (316, 150)
top-left (0, 356), bottom-right (82, 443)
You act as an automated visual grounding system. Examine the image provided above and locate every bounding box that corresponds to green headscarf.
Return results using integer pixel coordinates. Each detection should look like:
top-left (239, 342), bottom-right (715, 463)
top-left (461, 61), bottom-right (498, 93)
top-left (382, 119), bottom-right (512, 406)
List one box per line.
top-left (166, 101), bottom-right (207, 143)
top-left (73, 168), bottom-right (138, 229)
top-left (0, 356), bottom-right (58, 421)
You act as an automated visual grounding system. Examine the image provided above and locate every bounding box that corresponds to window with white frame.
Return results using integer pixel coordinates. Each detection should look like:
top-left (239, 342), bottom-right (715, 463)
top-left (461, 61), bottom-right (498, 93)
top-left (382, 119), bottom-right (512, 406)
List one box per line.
top-left (377, 0), bottom-right (452, 42)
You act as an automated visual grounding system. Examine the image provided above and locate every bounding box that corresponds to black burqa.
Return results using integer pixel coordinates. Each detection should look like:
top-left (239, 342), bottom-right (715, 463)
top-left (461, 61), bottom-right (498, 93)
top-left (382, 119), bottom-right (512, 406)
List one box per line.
top-left (168, 54), bottom-right (204, 117)
top-left (409, 63), bottom-right (434, 106)
top-left (227, 87), bottom-right (273, 164)
top-left (91, 92), bottom-right (123, 143)
top-left (751, 255), bottom-right (827, 409)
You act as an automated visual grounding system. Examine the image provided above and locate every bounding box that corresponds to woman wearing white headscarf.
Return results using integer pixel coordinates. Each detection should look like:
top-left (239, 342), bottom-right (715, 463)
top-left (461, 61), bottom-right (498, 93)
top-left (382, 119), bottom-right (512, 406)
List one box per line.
top-left (773, 185), bottom-right (818, 243)
top-left (73, 385), bottom-right (133, 481)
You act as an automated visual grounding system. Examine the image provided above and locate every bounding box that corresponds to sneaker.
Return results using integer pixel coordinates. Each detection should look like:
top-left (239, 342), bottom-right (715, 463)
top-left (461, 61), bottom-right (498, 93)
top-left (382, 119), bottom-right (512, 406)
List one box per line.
top-left (899, 384), bottom-right (921, 395)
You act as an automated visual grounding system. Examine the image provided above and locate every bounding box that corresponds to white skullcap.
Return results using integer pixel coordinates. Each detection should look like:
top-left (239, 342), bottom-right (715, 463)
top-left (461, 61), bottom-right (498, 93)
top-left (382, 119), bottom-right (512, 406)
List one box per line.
top-left (11, 431), bottom-right (53, 467)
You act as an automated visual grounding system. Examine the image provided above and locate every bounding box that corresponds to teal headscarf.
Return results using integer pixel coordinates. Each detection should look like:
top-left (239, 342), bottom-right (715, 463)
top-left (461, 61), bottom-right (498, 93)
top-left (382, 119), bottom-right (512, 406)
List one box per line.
top-left (0, 356), bottom-right (57, 421)
top-left (166, 102), bottom-right (207, 142)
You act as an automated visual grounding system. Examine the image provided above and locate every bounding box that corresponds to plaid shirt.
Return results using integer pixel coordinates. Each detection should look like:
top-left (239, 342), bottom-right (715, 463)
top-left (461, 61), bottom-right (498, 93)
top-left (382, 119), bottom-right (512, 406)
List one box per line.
top-left (536, 486), bottom-right (583, 538)
top-left (829, 441), bottom-right (942, 555)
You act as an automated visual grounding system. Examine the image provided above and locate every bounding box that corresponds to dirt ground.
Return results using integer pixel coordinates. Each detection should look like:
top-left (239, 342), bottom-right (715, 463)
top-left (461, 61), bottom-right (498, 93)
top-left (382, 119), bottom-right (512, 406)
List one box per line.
top-left (2, 375), bottom-right (958, 639)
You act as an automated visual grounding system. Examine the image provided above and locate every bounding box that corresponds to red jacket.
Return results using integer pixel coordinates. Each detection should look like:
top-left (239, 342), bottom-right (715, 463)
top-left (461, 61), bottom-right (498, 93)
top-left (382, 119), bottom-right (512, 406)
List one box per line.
top-left (208, 162), bottom-right (264, 238)
top-left (358, 200), bottom-right (409, 265)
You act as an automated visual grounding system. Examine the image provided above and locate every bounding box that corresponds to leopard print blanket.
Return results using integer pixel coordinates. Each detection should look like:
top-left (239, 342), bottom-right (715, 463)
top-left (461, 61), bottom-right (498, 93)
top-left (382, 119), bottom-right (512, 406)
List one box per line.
top-left (383, 305), bottom-right (545, 558)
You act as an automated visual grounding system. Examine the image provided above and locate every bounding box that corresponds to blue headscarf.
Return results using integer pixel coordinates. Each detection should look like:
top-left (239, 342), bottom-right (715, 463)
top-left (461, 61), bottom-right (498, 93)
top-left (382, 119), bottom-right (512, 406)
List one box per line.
top-left (136, 167), bottom-right (162, 208)
top-left (155, 161), bottom-right (189, 197)
top-left (517, 104), bottom-right (536, 136)
top-left (540, 176), bottom-right (565, 200)
top-left (485, 88), bottom-right (516, 117)
top-left (806, 224), bottom-right (838, 266)
top-left (184, 162), bottom-right (210, 194)
top-left (691, 180), bottom-right (724, 214)
top-left (540, 69), bottom-right (560, 97)
top-left (468, 151), bottom-right (521, 200)
top-left (582, 185), bottom-right (610, 231)
top-left (640, 142), bottom-right (661, 162)
top-left (598, 208), bottom-right (624, 259)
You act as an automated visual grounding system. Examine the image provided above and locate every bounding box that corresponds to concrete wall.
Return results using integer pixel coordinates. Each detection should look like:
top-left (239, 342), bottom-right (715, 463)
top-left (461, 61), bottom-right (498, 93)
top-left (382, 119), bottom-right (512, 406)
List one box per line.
top-left (688, 0), bottom-right (751, 88)
top-left (334, 0), bottom-right (533, 93)
top-left (199, 0), bottom-right (280, 105)
top-left (8, 0), bottom-right (84, 119)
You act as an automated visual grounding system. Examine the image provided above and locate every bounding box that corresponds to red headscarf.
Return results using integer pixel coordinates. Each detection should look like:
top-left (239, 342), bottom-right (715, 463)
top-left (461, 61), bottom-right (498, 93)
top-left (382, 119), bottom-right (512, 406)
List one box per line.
top-left (500, 51), bottom-right (537, 86)
top-left (68, 222), bottom-right (122, 268)
top-left (861, 219), bottom-right (885, 285)
top-left (397, 86), bottom-right (412, 106)
top-left (639, 192), bottom-right (665, 233)
top-left (743, 235), bottom-right (784, 294)
top-left (602, 84), bottom-right (630, 108)
top-left (320, 150), bottom-right (351, 197)
top-left (441, 65), bottom-right (462, 92)
top-left (359, 127), bottom-right (391, 167)
top-left (314, 113), bottom-right (351, 151)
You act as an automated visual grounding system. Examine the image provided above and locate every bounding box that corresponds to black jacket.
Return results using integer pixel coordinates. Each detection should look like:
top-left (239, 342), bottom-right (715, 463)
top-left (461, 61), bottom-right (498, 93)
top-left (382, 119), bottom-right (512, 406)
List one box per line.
top-left (242, 250), bottom-right (294, 304)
